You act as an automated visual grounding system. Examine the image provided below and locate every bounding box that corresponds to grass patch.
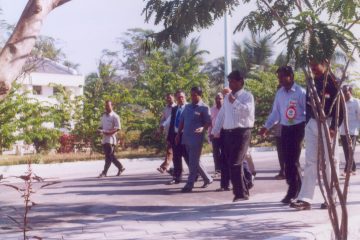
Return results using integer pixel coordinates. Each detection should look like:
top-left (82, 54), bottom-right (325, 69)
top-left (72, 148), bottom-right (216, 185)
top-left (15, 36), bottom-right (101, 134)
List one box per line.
top-left (0, 143), bottom-right (214, 166)
top-left (0, 148), bottom-right (163, 166)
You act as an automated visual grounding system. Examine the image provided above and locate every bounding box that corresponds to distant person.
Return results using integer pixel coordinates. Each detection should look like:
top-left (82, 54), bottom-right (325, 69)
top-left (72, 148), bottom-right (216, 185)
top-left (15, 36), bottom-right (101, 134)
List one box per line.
top-left (211, 70), bottom-right (255, 202)
top-left (339, 85), bottom-right (360, 176)
top-left (209, 92), bottom-right (224, 178)
top-left (157, 93), bottom-right (176, 174)
top-left (165, 90), bottom-right (189, 184)
top-left (176, 86), bottom-right (213, 192)
top-left (259, 66), bottom-right (306, 204)
top-left (98, 100), bottom-right (125, 178)
top-left (290, 60), bottom-right (342, 211)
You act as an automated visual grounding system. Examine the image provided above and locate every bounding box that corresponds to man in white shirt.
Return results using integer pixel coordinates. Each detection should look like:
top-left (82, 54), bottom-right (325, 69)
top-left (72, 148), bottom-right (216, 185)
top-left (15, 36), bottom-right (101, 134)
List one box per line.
top-left (98, 100), bottom-right (124, 178)
top-left (211, 70), bottom-right (255, 202)
top-left (340, 85), bottom-right (360, 175)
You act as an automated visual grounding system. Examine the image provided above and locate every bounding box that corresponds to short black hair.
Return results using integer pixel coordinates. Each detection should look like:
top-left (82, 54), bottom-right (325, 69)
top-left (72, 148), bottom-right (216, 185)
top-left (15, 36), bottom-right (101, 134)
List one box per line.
top-left (276, 65), bottom-right (294, 77)
top-left (191, 86), bottom-right (203, 96)
top-left (342, 85), bottom-right (352, 93)
top-left (175, 89), bottom-right (185, 95)
top-left (165, 93), bottom-right (174, 97)
top-left (227, 70), bottom-right (244, 81)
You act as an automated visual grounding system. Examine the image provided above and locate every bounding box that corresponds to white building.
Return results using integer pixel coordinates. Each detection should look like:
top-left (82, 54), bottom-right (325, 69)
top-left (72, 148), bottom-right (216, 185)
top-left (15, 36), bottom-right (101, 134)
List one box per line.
top-left (20, 58), bottom-right (85, 105)
top-left (4, 59), bottom-right (85, 155)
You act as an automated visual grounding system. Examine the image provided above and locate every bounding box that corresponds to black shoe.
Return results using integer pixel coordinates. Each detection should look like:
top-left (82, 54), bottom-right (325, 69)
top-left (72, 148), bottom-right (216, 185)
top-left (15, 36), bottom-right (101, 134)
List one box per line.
top-left (216, 187), bottom-right (231, 192)
top-left (290, 200), bottom-right (311, 210)
top-left (275, 173), bottom-right (286, 180)
top-left (166, 179), bottom-right (180, 185)
top-left (233, 196), bottom-right (249, 202)
top-left (116, 168), bottom-right (125, 176)
top-left (166, 168), bottom-right (174, 176)
top-left (281, 196), bottom-right (293, 204)
top-left (201, 180), bottom-right (213, 189)
top-left (195, 175), bottom-right (199, 182)
top-left (98, 172), bottom-right (106, 178)
top-left (181, 187), bottom-right (192, 193)
top-left (247, 181), bottom-right (254, 190)
top-left (320, 202), bottom-right (328, 209)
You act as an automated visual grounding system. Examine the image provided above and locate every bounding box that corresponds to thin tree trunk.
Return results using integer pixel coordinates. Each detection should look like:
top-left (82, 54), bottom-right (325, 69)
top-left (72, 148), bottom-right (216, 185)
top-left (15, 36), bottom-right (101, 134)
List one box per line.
top-left (0, 0), bottom-right (71, 100)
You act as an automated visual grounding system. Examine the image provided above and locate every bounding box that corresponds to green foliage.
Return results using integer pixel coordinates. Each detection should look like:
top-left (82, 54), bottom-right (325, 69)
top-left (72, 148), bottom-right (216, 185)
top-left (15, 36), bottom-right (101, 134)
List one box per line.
top-left (31, 36), bottom-right (65, 62)
top-left (143, 0), bottom-right (240, 46)
top-left (134, 49), bottom-right (209, 148)
top-left (0, 83), bottom-right (25, 154)
top-left (245, 68), bottom-right (279, 144)
top-left (73, 57), bottom-right (135, 152)
top-left (19, 100), bottom-right (61, 154)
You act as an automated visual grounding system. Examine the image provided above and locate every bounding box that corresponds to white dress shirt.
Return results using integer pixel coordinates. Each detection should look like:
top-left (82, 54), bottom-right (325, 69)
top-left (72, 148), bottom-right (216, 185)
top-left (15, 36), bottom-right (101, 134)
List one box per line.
top-left (211, 89), bottom-right (255, 136)
top-left (340, 97), bottom-right (360, 135)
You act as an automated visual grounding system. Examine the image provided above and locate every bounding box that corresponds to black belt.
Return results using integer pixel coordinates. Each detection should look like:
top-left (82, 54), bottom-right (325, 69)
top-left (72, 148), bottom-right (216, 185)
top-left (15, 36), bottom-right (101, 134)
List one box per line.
top-left (282, 122), bottom-right (305, 128)
top-left (222, 127), bottom-right (251, 133)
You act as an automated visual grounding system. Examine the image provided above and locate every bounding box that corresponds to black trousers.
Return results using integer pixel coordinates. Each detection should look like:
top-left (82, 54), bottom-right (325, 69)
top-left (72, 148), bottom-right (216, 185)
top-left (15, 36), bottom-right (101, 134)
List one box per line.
top-left (211, 138), bottom-right (222, 172)
top-left (223, 128), bottom-right (252, 198)
top-left (340, 135), bottom-right (357, 172)
top-left (281, 122), bottom-right (305, 199)
top-left (102, 143), bottom-right (123, 175)
top-left (172, 138), bottom-right (189, 181)
top-left (275, 136), bottom-right (285, 175)
top-left (219, 130), bottom-right (230, 189)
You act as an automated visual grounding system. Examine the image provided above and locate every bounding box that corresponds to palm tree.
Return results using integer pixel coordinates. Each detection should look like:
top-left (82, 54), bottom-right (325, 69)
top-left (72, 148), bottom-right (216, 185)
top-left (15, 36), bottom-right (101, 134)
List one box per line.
top-left (165, 37), bottom-right (209, 71)
top-left (233, 35), bottom-right (274, 74)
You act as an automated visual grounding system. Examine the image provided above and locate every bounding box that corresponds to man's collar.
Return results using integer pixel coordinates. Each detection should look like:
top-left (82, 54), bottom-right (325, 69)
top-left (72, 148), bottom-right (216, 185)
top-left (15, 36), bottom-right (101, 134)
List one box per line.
top-left (192, 100), bottom-right (203, 106)
top-left (178, 102), bottom-right (186, 107)
top-left (232, 89), bottom-right (243, 97)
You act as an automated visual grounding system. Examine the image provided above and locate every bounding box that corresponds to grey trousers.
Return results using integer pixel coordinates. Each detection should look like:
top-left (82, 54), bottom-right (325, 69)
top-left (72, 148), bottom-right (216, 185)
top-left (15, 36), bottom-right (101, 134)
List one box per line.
top-left (184, 143), bottom-right (213, 188)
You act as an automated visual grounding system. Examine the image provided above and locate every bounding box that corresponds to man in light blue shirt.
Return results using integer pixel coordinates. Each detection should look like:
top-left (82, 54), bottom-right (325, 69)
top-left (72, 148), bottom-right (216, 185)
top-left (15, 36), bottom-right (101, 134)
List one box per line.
top-left (260, 66), bottom-right (306, 204)
top-left (339, 85), bottom-right (360, 175)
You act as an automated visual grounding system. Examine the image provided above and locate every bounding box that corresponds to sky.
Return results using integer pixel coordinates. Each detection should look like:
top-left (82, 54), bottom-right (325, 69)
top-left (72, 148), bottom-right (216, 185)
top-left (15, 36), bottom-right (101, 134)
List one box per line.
top-left (0, 0), bottom-right (254, 75)
top-left (0, 0), bottom-right (359, 78)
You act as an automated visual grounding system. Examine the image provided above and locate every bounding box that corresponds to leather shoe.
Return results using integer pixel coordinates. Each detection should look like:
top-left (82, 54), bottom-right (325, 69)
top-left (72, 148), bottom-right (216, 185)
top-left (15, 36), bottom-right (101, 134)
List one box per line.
top-left (181, 187), bottom-right (192, 193)
top-left (117, 168), bottom-right (125, 176)
top-left (216, 187), bottom-right (231, 192)
top-left (233, 196), bottom-right (249, 202)
top-left (157, 167), bottom-right (165, 174)
top-left (281, 196), bottom-right (293, 204)
top-left (320, 202), bottom-right (328, 209)
top-left (201, 181), bottom-right (213, 188)
top-left (290, 200), bottom-right (311, 210)
top-left (98, 172), bottom-right (106, 178)
top-left (275, 173), bottom-right (286, 180)
top-left (166, 179), bottom-right (180, 185)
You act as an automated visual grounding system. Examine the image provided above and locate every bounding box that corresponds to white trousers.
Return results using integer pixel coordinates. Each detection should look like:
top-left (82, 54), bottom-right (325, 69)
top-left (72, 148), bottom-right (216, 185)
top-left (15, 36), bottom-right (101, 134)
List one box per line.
top-left (297, 119), bottom-right (339, 203)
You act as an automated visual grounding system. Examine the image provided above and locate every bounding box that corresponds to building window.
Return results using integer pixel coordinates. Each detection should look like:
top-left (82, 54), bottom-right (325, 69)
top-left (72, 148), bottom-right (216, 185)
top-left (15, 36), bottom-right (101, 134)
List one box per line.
top-left (53, 87), bottom-right (60, 95)
top-left (33, 85), bottom-right (42, 95)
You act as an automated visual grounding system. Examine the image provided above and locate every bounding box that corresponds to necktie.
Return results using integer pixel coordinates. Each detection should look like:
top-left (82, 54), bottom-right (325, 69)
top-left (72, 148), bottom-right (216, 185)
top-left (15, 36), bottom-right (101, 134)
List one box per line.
top-left (175, 107), bottom-right (181, 129)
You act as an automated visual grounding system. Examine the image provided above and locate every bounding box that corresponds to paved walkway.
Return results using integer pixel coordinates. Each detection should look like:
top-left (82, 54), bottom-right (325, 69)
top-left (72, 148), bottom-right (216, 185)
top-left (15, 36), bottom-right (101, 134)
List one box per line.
top-left (1, 151), bottom-right (360, 239)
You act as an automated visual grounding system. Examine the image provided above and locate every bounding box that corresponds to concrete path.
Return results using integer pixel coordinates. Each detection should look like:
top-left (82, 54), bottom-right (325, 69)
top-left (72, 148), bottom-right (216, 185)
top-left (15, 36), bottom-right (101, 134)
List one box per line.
top-left (1, 151), bottom-right (360, 240)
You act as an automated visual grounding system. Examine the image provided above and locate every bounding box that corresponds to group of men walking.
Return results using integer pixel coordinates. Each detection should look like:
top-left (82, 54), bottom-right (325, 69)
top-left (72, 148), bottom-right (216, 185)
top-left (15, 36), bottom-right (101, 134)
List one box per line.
top-left (96, 60), bottom-right (359, 209)
top-left (157, 70), bottom-right (255, 202)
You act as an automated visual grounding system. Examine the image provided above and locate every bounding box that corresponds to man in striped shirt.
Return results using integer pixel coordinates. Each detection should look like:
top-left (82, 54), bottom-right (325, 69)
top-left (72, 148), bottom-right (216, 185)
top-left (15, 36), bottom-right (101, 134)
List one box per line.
top-left (211, 70), bottom-right (255, 202)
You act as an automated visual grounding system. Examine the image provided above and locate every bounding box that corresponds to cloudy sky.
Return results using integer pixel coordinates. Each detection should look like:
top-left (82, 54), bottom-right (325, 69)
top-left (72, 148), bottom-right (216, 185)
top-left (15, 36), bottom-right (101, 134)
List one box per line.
top-left (0, 1), bottom-right (358, 78)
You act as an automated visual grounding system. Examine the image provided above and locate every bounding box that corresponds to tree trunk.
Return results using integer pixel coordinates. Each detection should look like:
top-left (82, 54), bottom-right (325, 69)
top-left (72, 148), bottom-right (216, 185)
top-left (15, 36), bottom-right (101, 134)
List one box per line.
top-left (0, 0), bottom-right (71, 100)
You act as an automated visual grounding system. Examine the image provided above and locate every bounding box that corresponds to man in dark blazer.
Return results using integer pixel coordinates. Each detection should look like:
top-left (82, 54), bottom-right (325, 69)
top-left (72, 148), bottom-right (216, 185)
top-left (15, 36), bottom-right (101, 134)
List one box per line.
top-left (165, 89), bottom-right (189, 184)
